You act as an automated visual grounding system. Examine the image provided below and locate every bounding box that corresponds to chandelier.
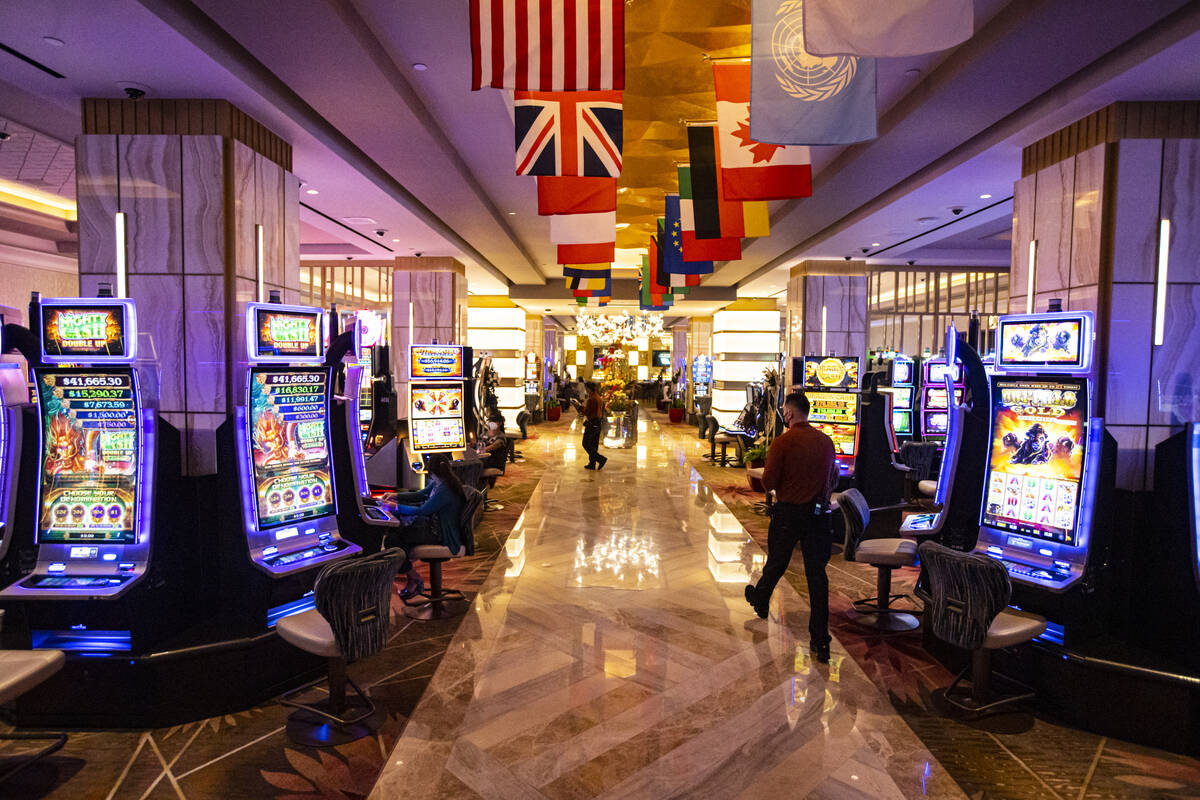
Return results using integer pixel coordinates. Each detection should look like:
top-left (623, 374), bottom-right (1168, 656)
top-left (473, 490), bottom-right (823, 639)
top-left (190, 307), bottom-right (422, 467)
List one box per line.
top-left (575, 311), bottom-right (664, 346)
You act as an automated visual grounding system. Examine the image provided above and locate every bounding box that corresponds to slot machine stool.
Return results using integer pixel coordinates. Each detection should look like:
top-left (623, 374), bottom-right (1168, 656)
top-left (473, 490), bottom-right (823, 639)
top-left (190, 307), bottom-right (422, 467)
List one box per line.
top-left (403, 488), bottom-right (482, 620)
top-left (276, 549), bottom-right (406, 747)
top-left (919, 541), bottom-right (1046, 715)
top-left (840, 489), bottom-right (922, 632)
top-left (482, 468), bottom-right (505, 512)
top-left (0, 611), bottom-right (67, 785)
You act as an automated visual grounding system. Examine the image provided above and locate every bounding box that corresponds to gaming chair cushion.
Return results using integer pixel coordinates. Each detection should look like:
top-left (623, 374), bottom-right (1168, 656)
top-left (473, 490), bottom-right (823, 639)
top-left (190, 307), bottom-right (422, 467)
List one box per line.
top-left (855, 538), bottom-right (919, 567)
top-left (917, 479), bottom-right (938, 497)
top-left (276, 610), bottom-right (341, 658)
top-left (984, 609), bottom-right (1048, 649)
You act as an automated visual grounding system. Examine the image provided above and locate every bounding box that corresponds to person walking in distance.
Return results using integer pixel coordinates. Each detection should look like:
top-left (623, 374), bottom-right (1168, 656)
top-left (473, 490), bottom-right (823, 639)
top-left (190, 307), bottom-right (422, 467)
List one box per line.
top-left (581, 381), bottom-right (607, 471)
top-left (745, 391), bottom-right (838, 662)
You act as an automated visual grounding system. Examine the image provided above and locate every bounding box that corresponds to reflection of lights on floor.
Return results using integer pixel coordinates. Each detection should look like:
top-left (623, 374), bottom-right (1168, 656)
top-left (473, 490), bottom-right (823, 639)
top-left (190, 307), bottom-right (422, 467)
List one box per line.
top-left (604, 649), bottom-right (636, 678)
top-left (564, 447), bottom-right (577, 462)
top-left (506, 528), bottom-right (526, 558)
top-left (707, 550), bottom-right (752, 583)
top-left (709, 510), bottom-right (742, 534)
top-left (504, 548), bottom-right (527, 577)
top-left (707, 530), bottom-right (749, 561)
top-left (636, 445), bottom-right (646, 465)
top-left (574, 534), bottom-right (661, 585)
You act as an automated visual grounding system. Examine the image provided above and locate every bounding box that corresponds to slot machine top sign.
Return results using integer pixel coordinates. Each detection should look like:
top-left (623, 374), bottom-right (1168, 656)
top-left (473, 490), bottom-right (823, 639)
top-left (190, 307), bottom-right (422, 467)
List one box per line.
top-left (410, 345), bottom-right (464, 379)
top-left (996, 311), bottom-right (1093, 373)
top-left (40, 298), bottom-right (136, 364)
top-left (248, 304), bottom-right (324, 362)
top-left (802, 356), bottom-right (860, 390)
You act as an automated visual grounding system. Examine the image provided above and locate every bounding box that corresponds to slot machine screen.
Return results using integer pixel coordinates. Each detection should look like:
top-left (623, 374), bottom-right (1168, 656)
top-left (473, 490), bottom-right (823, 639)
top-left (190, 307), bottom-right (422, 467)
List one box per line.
top-left (357, 346), bottom-right (373, 445)
top-left (410, 345), bottom-right (464, 380)
top-left (253, 307), bottom-right (323, 360)
top-left (892, 410), bottom-right (913, 436)
top-left (813, 423), bottom-right (857, 458)
top-left (924, 386), bottom-right (965, 410)
top-left (248, 369), bottom-right (335, 529)
top-left (925, 361), bottom-right (962, 385)
top-left (41, 304), bottom-right (129, 361)
top-left (890, 386), bottom-right (914, 410)
top-left (892, 359), bottom-right (914, 386)
top-left (806, 391), bottom-right (858, 425)
top-left (981, 377), bottom-right (1089, 544)
top-left (652, 350), bottom-right (671, 368)
top-left (802, 356), bottom-right (860, 390)
top-left (998, 315), bottom-right (1087, 370)
top-left (923, 411), bottom-right (949, 436)
top-left (36, 369), bottom-right (138, 544)
top-left (410, 384), bottom-right (466, 452)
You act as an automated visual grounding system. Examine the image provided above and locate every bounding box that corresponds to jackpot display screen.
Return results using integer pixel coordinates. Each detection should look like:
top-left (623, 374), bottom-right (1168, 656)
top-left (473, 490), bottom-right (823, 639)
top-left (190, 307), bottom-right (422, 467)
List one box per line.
top-left (925, 361), bottom-right (962, 385)
top-left (36, 369), bottom-right (138, 544)
top-left (802, 357), bottom-right (860, 389)
top-left (254, 308), bottom-right (322, 359)
top-left (923, 411), bottom-right (949, 436)
top-left (806, 391), bottom-right (858, 425)
top-left (892, 359), bottom-right (914, 386)
top-left (923, 386), bottom-right (965, 410)
top-left (998, 316), bottom-right (1086, 369)
top-left (248, 369), bottom-right (334, 529)
top-left (41, 305), bottom-right (127, 359)
top-left (890, 386), bottom-right (914, 410)
top-left (982, 377), bottom-right (1089, 544)
top-left (812, 423), bottom-right (857, 458)
top-left (410, 383), bottom-right (466, 452)
top-left (410, 345), bottom-right (464, 380)
top-left (892, 410), bottom-right (913, 436)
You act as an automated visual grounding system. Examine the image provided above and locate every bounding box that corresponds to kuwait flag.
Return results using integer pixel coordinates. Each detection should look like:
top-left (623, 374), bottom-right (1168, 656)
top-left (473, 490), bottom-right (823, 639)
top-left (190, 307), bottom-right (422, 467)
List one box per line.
top-left (537, 176), bottom-right (617, 215)
top-left (678, 164), bottom-right (741, 262)
top-left (713, 60), bottom-right (813, 201)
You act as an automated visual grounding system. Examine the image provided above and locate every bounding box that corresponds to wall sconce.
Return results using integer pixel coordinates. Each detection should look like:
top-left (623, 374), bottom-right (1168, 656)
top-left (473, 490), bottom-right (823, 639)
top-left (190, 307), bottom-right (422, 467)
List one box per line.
top-left (821, 304), bottom-right (827, 355)
top-left (114, 212), bottom-right (128, 299)
top-left (255, 223), bottom-right (265, 303)
top-left (1025, 239), bottom-right (1037, 314)
top-left (1154, 219), bottom-right (1170, 346)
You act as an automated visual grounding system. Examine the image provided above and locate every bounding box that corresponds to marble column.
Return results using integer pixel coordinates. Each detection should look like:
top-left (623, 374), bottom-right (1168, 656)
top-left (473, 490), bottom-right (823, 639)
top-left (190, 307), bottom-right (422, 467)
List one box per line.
top-left (75, 98), bottom-right (299, 475)
top-left (391, 257), bottom-right (469, 419)
top-left (712, 300), bottom-right (781, 429)
top-left (1010, 101), bottom-right (1200, 490)
top-left (687, 316), bottom-right (712, 413)
top-left (786, 260), bottom-right (868, 384)
top-left (467, 298), bottom-right (526, 424)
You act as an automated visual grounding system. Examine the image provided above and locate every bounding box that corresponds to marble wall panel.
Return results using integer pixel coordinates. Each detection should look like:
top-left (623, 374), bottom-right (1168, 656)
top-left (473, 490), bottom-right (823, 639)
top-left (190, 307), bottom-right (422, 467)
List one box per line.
top-left (128, 275), bottom-right (185, 413)
top-left (283, 171), bottom-right (300, 290)
top-left (1105, 283), bottom-right (1154, 426)
top-left (180, 136), bottom-right (225, 275)
top-left (257, 155), bottom-right (285, 288)
top-left (1066, 283), bottom-right (1098, 315)
top-left (186, 412), bottom-right (225, 476)
top-left (1112, 139), bottom-right (1163, 283)
top-left (846, 276), bottom-right (867, 336)
top-left (1033, 159), bottom-right (1075, 295)
top-left (1070, 144), bottom-right (1105, 288)
top-left (1109, 425), bottom-right (1148, 491)
top-left (804, 276), bottom-right (823, 325)
top-left (119, 136), bottom-right (182, 275)
top-left (1161, 138), bottom-right (1200, 283)
top-left (1009, 173), bottom-right (1036, 313)
top-left (76, 135), bottom-right (119, 276)
top-left (1148, 284), bottom-right (1200, 426)
top-left (79, 274), bottom-right (111, 299)
top-left (846, 330), bottom-right (866, 361)
top-left (232, 141), bottom-right (257, 281)
top-left (184, 274), bottom-right (228, 414)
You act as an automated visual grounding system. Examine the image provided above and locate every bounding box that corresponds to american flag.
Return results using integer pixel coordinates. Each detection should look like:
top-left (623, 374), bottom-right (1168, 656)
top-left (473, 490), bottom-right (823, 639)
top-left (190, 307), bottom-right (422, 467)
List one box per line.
top-left (515, 90), bottom-right (622, 177)
top-left (470, 0), bottom-right (624, 91)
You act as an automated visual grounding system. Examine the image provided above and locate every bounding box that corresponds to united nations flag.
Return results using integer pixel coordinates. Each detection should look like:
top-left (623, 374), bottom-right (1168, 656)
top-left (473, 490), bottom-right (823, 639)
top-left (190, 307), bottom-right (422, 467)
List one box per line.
top-left (750, 0), bottom-right (877, 146)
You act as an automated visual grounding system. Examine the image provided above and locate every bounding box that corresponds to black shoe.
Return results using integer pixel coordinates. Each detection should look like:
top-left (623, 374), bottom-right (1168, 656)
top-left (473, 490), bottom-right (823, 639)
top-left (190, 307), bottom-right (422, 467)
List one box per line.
top-left (811, 642), bottom-right (831, 664)
top-left (597, 456), bottom-right (608, 470)
top-left (584, 463), bottom-right (596, 470)
top-left (744, 585), bottom-right (768, 619)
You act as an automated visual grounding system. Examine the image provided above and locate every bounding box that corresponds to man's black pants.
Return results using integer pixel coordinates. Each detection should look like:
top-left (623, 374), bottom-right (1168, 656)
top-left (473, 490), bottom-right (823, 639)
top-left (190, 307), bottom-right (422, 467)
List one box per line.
top-left (581, 419), bottom-right (603, 466)
top-left (753, 502), bottom-right (833, 647)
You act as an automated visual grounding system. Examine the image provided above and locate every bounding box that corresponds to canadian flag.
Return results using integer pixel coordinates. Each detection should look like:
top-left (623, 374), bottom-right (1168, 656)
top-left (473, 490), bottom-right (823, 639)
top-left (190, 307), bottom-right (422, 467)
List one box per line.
top-left (713, 60), bottom-right (813, 201)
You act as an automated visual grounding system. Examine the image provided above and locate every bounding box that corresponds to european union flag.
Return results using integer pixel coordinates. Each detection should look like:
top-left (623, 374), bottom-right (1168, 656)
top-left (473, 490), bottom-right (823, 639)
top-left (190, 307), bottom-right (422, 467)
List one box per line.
top-left (750, 0), bottom-right (877, 145)
top-left (663, 195), bottom-right (714, 276)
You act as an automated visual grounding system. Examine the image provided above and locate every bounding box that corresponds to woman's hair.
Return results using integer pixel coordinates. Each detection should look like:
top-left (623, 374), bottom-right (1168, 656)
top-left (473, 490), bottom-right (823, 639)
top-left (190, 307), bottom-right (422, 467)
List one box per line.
top-left (427, 454), bottom-right (466, 502)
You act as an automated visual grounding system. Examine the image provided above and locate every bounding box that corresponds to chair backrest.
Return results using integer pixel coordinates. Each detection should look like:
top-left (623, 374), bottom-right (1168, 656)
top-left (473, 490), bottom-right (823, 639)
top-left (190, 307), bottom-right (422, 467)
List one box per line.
top-left (459, 487), bottom-right (483, 556)
top-left (838, 488), bottom-right (870, 561)
top-left (314, 548), bottom-right (406, 661)
top-left (453, 459), bottom-right (484, 491)
top-left (899, 441), bottom-right (939, 482)
top-left (705, 415), bottom-right (719, 442)
top-left (917, 541), bottom-right (1012, 650)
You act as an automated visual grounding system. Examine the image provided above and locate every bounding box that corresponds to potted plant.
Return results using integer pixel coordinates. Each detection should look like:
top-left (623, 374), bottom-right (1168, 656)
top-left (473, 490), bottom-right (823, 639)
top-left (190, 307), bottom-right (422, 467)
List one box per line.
top-left (545, 396), bottom-right (561, 421)
top-left (743, 443), bottom-right (768, 469)
top-left (668, 397), bottom-right (685, 423)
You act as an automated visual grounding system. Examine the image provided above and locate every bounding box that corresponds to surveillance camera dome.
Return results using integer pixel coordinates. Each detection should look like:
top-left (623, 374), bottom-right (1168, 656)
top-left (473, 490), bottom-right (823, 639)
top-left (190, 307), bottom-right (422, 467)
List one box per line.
top-left (950, 207), bottom-right (964, 215)
top-left (375, 229), bottom-right (386, 237)
top-left (861, 247), bottom-right (870, 253)
top-left (843, 255), bottom-right (852, 261)
top-left (0, 131), bottom-right (10, 141)
top-left (907, 260), bottom-right (916, 266)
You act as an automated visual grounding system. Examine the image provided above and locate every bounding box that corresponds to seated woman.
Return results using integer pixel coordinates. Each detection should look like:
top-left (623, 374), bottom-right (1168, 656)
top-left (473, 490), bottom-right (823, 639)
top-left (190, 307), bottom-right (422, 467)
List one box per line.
top-left (383, 454), bottom-right (466, 599)
top-left (476, 420), bottom-right (508, 471)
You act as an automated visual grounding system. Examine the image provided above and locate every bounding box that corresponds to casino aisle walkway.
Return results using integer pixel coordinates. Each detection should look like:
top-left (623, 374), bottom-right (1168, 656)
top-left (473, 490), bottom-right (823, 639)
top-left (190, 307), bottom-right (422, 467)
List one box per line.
top-left (369, 417), bottom-right (964, 799)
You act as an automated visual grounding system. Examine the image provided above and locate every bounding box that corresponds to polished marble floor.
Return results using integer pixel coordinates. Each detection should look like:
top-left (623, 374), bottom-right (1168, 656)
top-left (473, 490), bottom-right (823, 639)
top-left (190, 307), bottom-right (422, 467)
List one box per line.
top-left (370, 418), bottom-right (965, 799)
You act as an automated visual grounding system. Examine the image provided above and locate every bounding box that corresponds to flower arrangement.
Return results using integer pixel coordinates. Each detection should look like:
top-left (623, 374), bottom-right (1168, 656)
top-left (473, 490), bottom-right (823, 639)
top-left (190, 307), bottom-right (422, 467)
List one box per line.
top-left (575, 311), bottom-right (664, 346)
top-left (607, 391), bottom-right (630, 413)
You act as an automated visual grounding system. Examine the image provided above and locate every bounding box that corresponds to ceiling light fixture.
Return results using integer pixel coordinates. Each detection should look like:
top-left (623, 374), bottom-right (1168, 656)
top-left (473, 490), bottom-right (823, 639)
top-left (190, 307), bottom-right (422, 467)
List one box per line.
top-left (979, 193), bottom-right (992, 199)
top-left (42, 36), bottom-right (64, 47)
top-left (507, 211), bottom-right (516, 215)
top-left (616, 222), bottom-right (630, 229)
top-left (305, 188), bottom-right (319, 195)
top-left (412, 63), bottom-right (428, 71)
top-left (871, 242), bottom-right (880, 247)
top-left (391, 238), bottom-right (400, 243)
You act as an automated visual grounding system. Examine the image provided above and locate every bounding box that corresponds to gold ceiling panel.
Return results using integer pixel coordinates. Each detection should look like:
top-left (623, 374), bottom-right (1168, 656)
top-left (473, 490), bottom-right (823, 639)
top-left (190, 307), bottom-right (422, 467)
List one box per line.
top-left (617, 0), bottom-right (751, 250)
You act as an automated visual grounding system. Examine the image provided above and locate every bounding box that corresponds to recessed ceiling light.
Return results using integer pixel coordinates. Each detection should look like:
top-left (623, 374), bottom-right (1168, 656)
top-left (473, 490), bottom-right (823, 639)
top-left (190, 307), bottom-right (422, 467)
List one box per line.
top-left (391, 238), bottom-right (400, 243)
top-left (305, 188), bottom-right (319, 195)
top-left (342, 216), bottom-right (377, 225)
top-left (507, 211), bottom-right (516, 215)
top-left (412, 63), bottom-right (428, 71)
top-left (871, 242), bottom-right (881, 247)
top-left (979, 193), bottom-right (992, 199)
top-left (616, 222), bottom-right (630, 229)
top-left (43, 36), bottom-right (64, 47)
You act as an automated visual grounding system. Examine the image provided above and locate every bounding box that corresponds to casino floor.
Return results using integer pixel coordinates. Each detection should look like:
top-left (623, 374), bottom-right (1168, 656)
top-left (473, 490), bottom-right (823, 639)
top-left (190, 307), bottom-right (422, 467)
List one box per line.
top-left (6, 412), bottom-right (1200, 800)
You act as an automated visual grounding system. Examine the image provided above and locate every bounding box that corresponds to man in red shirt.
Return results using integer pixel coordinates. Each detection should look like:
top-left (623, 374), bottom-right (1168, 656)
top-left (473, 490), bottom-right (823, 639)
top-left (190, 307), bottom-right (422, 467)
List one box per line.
top-left (745, 391), bottom-right (838, 662)
top-left (581, 382), bottom-right (607, 470)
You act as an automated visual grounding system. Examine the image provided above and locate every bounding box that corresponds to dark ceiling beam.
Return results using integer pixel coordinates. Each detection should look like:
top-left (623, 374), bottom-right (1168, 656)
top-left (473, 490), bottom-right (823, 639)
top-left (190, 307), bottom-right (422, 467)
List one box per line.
top-left (509, 280), bottom-right (737, 304)
top-left (733, 0), bottom-right (1199, 290)
top-left (135, 0), bottom-right (513, 287)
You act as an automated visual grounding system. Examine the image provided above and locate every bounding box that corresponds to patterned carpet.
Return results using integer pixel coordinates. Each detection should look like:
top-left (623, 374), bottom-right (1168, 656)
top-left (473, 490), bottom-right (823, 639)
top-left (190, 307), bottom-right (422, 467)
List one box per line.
top-left (0, 449), bottom-right (548, 800)
top-left (669, 413), bottom-right (1200, 800)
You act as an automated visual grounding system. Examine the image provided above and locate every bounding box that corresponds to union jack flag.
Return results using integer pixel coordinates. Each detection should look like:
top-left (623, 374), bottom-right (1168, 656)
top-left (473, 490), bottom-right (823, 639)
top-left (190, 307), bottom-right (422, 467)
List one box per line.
top-left (515, 90), bottom-right (622, 177)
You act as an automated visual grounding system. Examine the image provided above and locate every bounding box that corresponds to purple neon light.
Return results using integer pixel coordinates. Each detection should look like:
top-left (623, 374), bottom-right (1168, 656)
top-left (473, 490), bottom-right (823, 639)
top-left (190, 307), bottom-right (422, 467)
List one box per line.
top-left (38, 297), bottom-right (139, 365)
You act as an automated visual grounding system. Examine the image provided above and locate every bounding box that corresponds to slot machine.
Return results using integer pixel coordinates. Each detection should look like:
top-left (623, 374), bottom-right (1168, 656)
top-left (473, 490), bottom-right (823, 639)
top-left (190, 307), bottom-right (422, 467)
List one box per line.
top-left (799, 356), bottom-right (861, 479)
top-left (917, 357), bottom-right (965, 449)
top-left (404, 344), bottom-right (469, 478)
top-left (882, 356), bottom-right (916, 452)
top-left (973, 311), bottom-right (1116, 625)
top-left (855, 355), bottom-right (919, 517)
top-left (0, 298), bottom-right (185, 654)
top-left (216, 302), bottom-right (361, 634)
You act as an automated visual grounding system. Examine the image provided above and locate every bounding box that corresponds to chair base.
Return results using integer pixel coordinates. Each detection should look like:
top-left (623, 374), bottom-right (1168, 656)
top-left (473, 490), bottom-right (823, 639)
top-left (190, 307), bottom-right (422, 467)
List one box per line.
top-left (485, 500), bottom-right (505, 512)
top-left (941, 649), bottom-right (1036, 716)
top-left (0, 732), bottom-right (68, 785)
top-left (285, 698), bottom-right (386, 747)
top-left (403, 599), bottom-right (468, 620)
top-left (852, 609), bottom-right (921, 632)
